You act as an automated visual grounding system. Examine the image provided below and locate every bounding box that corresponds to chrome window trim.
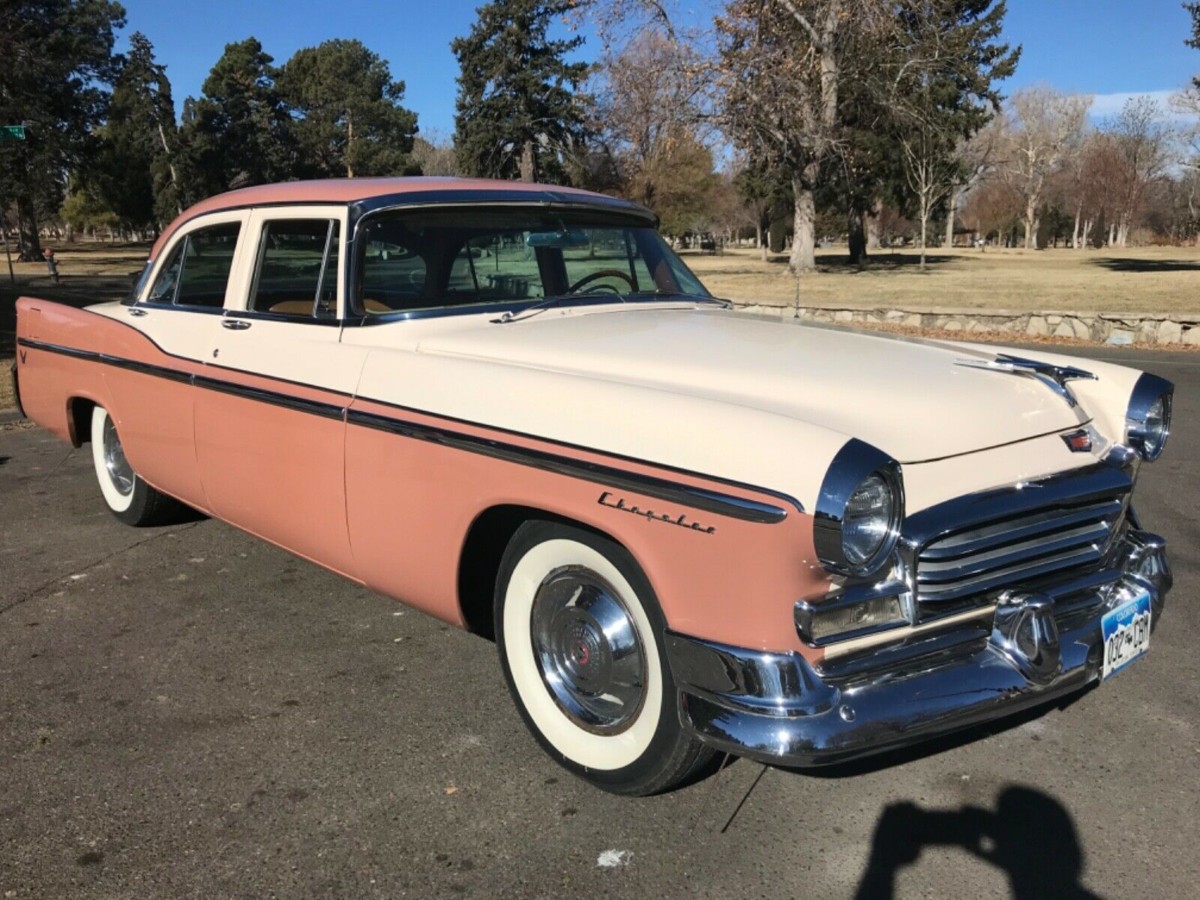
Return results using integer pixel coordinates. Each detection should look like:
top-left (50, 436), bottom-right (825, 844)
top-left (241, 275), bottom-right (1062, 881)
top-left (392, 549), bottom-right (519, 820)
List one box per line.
top-left (348, 294), bottom-right (722, 326)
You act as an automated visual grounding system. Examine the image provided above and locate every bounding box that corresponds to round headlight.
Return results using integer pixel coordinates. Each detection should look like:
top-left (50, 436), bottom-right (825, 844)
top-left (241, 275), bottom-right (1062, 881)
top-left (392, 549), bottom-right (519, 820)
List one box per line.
top-left (842, 474), bottom-right (896, 567)
top-left (814, 440), bottom-right (904, 578)
top-left (1125, 374), bottom-right (1173, 461)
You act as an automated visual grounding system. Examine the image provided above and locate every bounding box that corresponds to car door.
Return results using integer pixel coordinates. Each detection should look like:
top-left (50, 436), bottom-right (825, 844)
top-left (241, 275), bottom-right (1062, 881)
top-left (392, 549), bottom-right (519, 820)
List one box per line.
top-left (102, 211), bottom-right (251, 510)
top-left (192, 206), bottom-right (368, 578)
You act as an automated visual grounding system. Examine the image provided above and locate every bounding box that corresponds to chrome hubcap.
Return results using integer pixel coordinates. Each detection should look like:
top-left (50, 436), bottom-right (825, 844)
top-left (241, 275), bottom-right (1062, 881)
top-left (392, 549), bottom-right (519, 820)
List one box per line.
top-left (102, 416), bottom-right (134, 496)
top-left (530, 566), bottom-right (646, 734)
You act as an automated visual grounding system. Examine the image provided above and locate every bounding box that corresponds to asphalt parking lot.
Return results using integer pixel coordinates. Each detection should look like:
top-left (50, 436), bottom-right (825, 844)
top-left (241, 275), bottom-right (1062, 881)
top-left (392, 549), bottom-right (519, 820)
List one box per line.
top-left (1, 345), bottom-right (1197, 899)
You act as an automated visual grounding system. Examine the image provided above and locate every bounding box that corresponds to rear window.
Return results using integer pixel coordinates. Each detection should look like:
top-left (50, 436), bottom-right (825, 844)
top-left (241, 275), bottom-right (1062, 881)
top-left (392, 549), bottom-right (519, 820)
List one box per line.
top-left (146, 221), bottom-right (242, 309)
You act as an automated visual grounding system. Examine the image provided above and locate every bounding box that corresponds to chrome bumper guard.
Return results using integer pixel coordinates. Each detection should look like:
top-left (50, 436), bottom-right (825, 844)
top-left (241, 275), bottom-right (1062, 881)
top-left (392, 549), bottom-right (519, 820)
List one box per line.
top-left (666, 530), bottom-right (1171, 767)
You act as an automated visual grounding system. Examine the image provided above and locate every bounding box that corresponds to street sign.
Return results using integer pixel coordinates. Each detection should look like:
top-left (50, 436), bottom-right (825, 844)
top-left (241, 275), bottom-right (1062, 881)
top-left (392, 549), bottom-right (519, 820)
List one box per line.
top-left (0, 125), bottom-right (27, 141)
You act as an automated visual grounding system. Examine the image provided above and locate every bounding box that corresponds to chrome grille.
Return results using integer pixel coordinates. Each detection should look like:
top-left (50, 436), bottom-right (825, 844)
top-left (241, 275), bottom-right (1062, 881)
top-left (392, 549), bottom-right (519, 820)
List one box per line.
top-left (907, 466), bottom-right (1132, 618)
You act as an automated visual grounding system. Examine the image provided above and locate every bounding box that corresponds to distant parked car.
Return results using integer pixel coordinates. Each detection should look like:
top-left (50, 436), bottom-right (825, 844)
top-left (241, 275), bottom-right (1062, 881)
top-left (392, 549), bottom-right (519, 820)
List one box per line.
top-left (12, 177), bottom-right (1174, 795)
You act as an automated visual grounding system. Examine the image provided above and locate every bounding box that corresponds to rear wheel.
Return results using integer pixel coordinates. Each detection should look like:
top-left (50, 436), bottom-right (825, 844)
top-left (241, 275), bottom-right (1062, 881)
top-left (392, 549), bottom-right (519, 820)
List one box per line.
top-left (90, 406), bottom-right (187, 526)
top-left (494, 521), bottom-right (714, 795)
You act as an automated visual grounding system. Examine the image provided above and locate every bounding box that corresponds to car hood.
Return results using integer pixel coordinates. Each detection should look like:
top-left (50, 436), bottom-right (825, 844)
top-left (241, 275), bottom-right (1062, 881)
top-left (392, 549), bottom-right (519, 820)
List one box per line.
top-left (415, 307), bottom-right (1088, 463)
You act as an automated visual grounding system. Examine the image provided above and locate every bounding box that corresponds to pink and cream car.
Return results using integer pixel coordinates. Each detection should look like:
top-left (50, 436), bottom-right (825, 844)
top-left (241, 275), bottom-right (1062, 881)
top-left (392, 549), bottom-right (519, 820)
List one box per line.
top-left (12, 178), bottom-right (1174, 795)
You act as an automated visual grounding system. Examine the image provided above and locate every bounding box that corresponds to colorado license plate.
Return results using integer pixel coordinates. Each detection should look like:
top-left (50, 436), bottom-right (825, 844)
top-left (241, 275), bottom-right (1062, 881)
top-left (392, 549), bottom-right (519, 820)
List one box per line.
top-left (1101, 591), bottom-right (1152, 680)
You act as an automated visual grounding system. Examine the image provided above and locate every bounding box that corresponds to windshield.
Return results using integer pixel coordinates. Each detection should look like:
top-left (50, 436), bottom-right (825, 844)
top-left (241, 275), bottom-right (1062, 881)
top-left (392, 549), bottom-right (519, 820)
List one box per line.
top-left (355, 207), bottom-right (709, 316)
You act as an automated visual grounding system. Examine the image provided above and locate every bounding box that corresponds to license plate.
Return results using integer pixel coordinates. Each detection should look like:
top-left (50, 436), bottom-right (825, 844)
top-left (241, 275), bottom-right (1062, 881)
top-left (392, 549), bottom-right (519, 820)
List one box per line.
top-left (1101, 591), bottom-right (1152, 680)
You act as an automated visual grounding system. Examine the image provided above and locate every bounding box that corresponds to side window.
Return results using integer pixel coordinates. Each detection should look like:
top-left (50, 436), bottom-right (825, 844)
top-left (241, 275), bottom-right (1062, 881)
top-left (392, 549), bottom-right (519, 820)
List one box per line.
top-left (360, 236), bottom-right (429, 314)
top-left (146, 221), bottom-right (242, 308)
top-left (250, 219), bottom-right (340, 317)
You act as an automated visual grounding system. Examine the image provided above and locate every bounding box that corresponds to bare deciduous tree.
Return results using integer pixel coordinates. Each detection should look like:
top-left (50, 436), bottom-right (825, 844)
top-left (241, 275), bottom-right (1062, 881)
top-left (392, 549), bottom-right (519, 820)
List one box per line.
top-left (717, 0), bottom-right (893, 273)
top-left (1001, 87), bottom-right (1090, 248)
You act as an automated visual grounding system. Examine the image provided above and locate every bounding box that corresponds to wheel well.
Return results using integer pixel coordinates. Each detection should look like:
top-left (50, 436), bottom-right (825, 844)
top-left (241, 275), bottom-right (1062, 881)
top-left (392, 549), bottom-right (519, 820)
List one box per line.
top-left (456, 506), bottom-right (610, 641)
top-left (67, 397), bottom-right (96, 447)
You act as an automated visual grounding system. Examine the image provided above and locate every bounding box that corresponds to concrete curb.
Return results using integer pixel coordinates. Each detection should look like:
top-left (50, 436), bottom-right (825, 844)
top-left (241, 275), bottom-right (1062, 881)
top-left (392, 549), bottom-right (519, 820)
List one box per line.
top-left (0, 408), bottom-right (23, 425)
top-left (730, 302), bottom-right (1200, 346)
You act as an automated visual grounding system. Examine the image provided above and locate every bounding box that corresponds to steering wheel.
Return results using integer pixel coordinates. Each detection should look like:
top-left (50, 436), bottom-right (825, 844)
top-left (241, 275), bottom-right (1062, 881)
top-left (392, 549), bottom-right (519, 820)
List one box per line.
top-left (567, 269), bottom-right (636, 294)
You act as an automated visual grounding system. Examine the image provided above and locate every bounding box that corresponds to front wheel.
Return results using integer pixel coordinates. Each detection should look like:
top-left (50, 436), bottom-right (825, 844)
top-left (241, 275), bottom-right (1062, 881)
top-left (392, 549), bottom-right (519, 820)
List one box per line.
top-left (90, 406), bottom-right (187, 527)
top-left (494, 521), bottom-right (714, 795)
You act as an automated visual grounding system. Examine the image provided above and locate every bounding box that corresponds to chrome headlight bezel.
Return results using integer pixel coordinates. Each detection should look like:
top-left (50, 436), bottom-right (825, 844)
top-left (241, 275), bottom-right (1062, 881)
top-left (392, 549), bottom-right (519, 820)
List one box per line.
top-left (813, 439), bottom-right (904, 579)
top-left (1125, 373), bottom-right (1173, 461)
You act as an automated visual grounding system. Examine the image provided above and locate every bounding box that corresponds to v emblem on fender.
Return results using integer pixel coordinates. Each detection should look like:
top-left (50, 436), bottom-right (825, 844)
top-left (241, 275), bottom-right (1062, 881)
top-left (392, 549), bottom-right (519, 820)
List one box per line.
top-left (18, 349), bottom-right (25, 364)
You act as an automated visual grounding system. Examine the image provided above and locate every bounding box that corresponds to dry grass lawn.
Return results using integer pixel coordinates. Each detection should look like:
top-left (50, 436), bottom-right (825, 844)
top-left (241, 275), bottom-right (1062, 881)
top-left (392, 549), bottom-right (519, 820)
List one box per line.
top-left (685, 244), bottom-right (1200, 314)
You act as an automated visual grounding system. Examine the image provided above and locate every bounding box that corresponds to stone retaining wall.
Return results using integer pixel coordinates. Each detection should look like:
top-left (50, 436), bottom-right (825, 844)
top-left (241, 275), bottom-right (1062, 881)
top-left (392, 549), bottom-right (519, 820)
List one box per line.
top-left (730, 303), bottom-right (1200, 346)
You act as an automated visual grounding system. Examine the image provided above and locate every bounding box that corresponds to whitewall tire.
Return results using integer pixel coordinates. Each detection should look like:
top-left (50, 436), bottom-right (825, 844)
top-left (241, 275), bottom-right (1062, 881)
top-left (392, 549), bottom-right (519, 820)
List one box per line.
top-left (89, 406), bottom-right (186, 527)
top-left (494, 521), bottom-right (714, 795)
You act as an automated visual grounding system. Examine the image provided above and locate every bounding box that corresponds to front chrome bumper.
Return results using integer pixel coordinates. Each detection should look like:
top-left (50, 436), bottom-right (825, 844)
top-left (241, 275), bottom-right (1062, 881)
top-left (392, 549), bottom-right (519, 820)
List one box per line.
top-left (666, 530), bottom-right (1171, 767)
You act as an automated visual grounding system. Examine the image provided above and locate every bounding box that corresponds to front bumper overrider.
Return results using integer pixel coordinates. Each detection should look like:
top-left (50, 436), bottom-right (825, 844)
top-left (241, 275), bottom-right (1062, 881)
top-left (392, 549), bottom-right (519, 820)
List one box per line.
top-left (665, 530), bottom-right (1171, 767)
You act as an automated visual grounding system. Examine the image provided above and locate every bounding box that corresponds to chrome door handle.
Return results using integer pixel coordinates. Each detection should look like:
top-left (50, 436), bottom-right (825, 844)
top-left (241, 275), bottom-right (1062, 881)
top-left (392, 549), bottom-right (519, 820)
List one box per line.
top-left (127, 307), bottom-right (147, 317)
top-left (221, 319), bottom-right (252, 330)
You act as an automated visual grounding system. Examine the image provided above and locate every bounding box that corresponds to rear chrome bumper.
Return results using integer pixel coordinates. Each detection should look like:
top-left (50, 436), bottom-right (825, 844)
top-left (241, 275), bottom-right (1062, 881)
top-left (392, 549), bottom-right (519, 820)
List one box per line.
top-left (666, 530), bottom-right (1171, 767)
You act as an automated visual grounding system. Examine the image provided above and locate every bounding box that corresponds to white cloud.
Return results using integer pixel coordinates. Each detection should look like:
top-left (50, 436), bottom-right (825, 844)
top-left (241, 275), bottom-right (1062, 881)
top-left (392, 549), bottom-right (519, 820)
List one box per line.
top-left (1088, 90), bottom-right (1198, 122)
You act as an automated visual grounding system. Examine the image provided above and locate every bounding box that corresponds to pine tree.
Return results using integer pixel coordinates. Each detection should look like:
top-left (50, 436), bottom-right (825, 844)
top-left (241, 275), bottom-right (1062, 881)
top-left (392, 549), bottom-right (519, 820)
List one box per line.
top-left (179, 38), bottom-right (295, 196)
top-left (452, 0), bottom-right (591, 183)
top-left (0, 0), bottom-right (125, 259)
top-left (89, 32), bottom-right (181, 233)
top-left (279, 39), bottom-right (419, 179)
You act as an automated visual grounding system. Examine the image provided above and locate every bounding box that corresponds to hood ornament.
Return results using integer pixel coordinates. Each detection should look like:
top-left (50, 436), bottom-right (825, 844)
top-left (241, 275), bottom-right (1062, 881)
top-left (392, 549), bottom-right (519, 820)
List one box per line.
top-left (955, 354), bottom-right (1096, 408)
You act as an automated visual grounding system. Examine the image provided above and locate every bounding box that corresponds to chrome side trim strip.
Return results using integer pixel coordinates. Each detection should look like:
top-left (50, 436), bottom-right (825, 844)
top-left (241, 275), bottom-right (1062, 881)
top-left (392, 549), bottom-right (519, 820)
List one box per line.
top-left (191, 375), bottom-right (346, 422)
top-left (18, 337), bottom-right (793, 525)
top-left (18, 338), bottom-right (193, 384)
top-left (346, 409), bottom-right (788, 525)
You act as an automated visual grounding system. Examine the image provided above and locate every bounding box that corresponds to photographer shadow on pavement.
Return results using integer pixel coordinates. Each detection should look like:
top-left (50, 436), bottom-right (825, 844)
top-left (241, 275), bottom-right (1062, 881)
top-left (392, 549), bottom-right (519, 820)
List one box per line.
top-left (855, 785), bottom-right (1101, 900)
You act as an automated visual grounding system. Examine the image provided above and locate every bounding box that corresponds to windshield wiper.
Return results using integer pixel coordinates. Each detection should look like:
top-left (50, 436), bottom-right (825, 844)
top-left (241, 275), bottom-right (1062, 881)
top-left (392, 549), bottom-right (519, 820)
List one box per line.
top-left (490, 294), bottom-right (576, 324)
top-left (490, 290), bottom-right (719, 324)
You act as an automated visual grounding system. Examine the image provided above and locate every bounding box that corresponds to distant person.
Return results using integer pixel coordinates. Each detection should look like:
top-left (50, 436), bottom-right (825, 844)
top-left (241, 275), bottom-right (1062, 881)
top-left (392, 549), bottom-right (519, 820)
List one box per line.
top-left (43, 247), bottom-right (59, 284)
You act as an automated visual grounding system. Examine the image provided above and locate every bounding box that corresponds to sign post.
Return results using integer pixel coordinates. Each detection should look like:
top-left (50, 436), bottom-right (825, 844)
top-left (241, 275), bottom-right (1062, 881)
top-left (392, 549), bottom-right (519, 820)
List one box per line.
top-left (1, 126), bottom-right (26, 282)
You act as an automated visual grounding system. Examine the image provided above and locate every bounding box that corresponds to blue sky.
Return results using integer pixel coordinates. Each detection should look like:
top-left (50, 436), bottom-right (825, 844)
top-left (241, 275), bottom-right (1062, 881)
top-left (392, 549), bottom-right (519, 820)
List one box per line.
top-left (119, 0), bottom-right (1199, 136)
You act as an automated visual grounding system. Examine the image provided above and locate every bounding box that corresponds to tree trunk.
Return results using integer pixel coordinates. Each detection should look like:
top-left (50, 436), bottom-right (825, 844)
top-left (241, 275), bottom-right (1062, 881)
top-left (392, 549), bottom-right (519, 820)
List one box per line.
top-left (1107, 222), bottom-right (1116, 246)
top-left (944, 184), bottom-right (961, 248)
top-left (919, 212), bottom-right (929, 271)
top-left (1071, 203), bottom-right (1081, 249)
top-left (1024, 199), bottom-right (1038, 249)
top-left (789, 172), bottom-right (817, 273)
top-left (866, 198), bottom-right (882, 251)
top-left (346, 113), bottom-right (355, 178)
top-left (847, 207), bottom-right (866, 267)
top-left (519, 140), bottom-right (536, 183)
top-left (157, 122), bottom-right (183, 215)
top-left (16, 194), bottom-right (41, 262)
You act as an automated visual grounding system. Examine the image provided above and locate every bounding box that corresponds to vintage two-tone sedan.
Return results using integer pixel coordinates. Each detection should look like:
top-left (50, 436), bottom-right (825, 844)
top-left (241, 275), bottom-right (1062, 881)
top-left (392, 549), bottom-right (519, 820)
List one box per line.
top-left (12, 178), bottom-right (1174, 795)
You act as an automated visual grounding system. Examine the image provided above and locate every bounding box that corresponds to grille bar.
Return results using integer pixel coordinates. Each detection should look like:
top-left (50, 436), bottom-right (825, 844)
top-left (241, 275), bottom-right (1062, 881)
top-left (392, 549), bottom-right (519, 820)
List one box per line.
top-left (918, 499), bottom-right (1123, 560)
top-left (909, 468), bottom-right (1130, 613)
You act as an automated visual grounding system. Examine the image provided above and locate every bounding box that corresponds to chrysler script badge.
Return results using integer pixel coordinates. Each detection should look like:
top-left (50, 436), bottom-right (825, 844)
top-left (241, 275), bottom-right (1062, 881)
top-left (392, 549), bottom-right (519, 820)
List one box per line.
top-left (598, 492), bottom-right (716, 535)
